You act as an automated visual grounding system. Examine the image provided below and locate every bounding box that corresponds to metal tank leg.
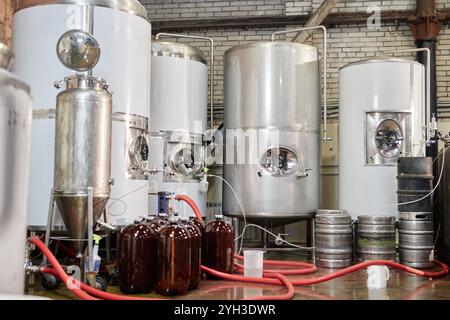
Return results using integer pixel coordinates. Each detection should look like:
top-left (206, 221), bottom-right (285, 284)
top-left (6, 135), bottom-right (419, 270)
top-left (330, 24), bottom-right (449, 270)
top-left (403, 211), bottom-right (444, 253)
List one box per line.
top-left (79, 187), bottom-right (95, 285)
top-left (103, 208), bottom-right (111, 263)
top-left (42, 189), bottom-right (55, 265)
top-left (87, 187), bottom-right (94, 273)
top-left (306, 219), bottom-right (313, 247)
top-left (311, 217), bottom-right (316, 262)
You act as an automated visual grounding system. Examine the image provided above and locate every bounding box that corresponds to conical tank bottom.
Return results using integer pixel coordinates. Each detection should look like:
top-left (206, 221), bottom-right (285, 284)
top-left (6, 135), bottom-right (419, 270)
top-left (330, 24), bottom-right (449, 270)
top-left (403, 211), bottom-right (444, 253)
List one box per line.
top-left (55, 195), bottom-right (108, 255)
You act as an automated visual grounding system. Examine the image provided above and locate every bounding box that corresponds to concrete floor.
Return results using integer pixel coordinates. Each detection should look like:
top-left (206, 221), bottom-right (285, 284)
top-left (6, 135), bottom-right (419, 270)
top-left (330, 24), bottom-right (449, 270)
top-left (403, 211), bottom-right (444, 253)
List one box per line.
top-left (26, 254), bottom-right (450, 300)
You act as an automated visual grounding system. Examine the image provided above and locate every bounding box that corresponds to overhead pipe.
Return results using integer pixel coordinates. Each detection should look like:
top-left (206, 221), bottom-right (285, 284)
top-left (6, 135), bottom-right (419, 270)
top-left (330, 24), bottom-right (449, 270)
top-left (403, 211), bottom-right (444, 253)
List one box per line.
top-left (292, 0), bottom-right (340, 43)
top-left (381, 48), bottom-right (432, 146)
top-left (408, 0), bottom-right (447, 158)
top-left (408, 0), bottom-right (448, 259)
top-left (82, 4), bottom-right (94, 77)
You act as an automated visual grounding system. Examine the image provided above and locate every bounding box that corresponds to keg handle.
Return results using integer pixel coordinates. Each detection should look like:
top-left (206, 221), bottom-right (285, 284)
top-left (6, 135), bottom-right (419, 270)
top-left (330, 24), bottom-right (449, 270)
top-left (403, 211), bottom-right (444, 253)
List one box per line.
top-left (381, 48), bottom-right (433, 147)
top-left (271, 26), bottom-right (331, 143)
top-left (155, 33), bottom-right (215, 131)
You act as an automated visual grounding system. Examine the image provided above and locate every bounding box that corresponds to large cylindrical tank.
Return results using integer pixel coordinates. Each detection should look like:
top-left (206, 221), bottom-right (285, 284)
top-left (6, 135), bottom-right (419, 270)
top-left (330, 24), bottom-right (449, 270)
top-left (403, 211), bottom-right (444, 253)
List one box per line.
top-left (12, 0), bottom-right (152, 228)
top-left (223, 42), bottom-right (320, 223)
top-left (54, 75), bottom-right (112, 253)
top-left (339, 58), bottom-right (426, 219)
top-left (149, 41), bottom-right (207, 218)
top-left (0, 44), bottom-right (32, 294)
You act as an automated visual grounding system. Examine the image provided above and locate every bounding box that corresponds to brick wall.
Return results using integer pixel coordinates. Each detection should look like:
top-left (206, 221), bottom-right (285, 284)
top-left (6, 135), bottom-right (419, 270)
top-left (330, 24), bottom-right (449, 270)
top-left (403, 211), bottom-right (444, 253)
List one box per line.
top-left (141, 0), bottom-right (285, 20)
top-left (141, 0), bottom-right (450, 121)
top-left (312, 0), bottom-right (450, 12)
top-left (0, 0), bottom-right (13, 46)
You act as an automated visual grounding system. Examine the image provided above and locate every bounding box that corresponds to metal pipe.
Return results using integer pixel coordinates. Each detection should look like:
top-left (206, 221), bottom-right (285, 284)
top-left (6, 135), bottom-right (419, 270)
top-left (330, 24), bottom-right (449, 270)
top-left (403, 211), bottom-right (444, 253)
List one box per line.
top-left (381, 48), bottom-right (432, 145)
top-left (416, 0), bottom-right (436, 14)
top-left (42, 189), bottom-right (55, 266)
top-left (155, 33), bottom-right (215, 130)
top-left (82, 4), bottom-right (94, 77)
top-left (271, 26), bottom-right (330, 142)
top-left (292, 0), bottom-right (341, 43)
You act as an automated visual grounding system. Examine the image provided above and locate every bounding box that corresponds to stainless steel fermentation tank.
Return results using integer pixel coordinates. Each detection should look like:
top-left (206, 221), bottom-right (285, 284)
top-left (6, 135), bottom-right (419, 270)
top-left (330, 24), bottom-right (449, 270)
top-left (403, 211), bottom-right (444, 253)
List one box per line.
top-left (0, 44), bottom-right (32, 294)
top-left (223, 28), bottom-right (326, 224)
top-left (53, 75), bottom-right (112, 254)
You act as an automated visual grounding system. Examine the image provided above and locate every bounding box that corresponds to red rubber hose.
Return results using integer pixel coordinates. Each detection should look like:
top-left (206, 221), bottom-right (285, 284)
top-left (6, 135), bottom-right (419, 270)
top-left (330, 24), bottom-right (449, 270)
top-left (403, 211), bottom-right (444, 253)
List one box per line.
top-left (243, 273), bottom-right (295, 300)
top-left (30, 237), bottom-right (98, 300)
top-left (32, 237), bottom-right (293, 300)
top-left (203, 259), bottom-right (448, 289)
top-left (41, 267), bottom-right (161, 300)
top-left (290, 260), bottom-right (448, 286)
top-left (31, 237), bottom-right (162, 300)
top-left (175, 194), bottom-right (203, 221)
top-left (234, 254), bottom-right (317, 275)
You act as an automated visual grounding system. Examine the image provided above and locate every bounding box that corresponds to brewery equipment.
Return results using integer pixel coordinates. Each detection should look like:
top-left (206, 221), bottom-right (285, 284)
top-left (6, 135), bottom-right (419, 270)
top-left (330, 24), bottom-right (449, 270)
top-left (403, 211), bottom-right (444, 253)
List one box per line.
top-left (12, 0), bottom-right (152, 228)
top-left (357, 216), bottom-right (396, 262)
top-left (45, 30), bottom-right (112, 258)
top-left (315, 210), bottom-right (353, 268)
top-left (0, 43), bottom-right (32, 294)
top-left (149, 34), bottom-right (213, 218)
top-left (397, 157), bottom-right (433, 212)
top-left (339, 53), bottom-right (430, 219)
top-left (399, 212), bottom-right (434, 268)
top-left (223, 26), bottom-right (328, 224)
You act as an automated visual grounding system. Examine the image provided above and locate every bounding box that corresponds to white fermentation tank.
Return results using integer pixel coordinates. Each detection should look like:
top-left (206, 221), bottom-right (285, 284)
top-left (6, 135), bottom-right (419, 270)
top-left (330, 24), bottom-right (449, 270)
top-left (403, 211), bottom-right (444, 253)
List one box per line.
top-left (13, 0), bottom-right (152, 227)
top-left (223, 41), bottom-right (320, 223)
top-left (0, 44), bottom-right (32, 294)
top-left (339, 58), bottom-right (426, 219)
top-left (149, 41), bottom-right (208, 217)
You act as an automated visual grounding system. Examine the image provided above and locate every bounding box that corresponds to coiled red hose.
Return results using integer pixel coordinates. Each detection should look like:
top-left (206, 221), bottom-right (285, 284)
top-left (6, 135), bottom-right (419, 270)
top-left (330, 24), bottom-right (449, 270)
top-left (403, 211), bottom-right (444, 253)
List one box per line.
top-left (202, 259), bottom-right (448, 288)
top-left (41, 267), bottom-right (160, 300)
top-left (235, 254), bottom-right (318, 275)
top-left (30, 237), bottom-right (98, 300)
top-left (31, 237), bottom-right (292, 300)
top-left (289, 260), bottom-right (448, 286)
